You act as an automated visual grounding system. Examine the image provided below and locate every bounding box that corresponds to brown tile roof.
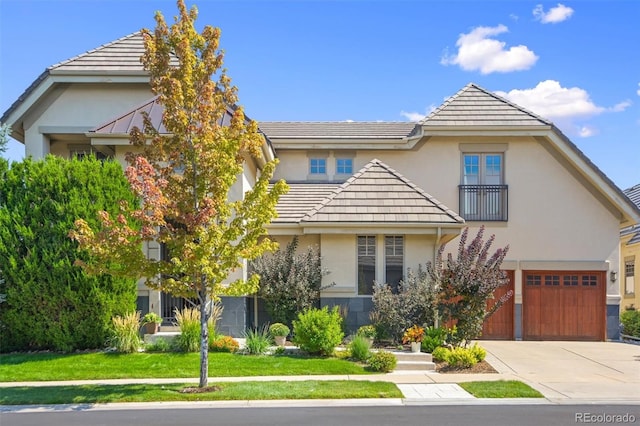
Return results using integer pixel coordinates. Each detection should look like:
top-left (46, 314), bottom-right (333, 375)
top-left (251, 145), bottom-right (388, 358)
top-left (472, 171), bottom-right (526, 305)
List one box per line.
top-left (258, 122), bottom-right (417, 139)
top-left (50, 32), bottom-right (178, 74)
top-left (272, 184), bottom-right (341, 224)
top-left (421, 83), bottom-right (551, 127)
top-left (300, 159), bottom-right (463, 224)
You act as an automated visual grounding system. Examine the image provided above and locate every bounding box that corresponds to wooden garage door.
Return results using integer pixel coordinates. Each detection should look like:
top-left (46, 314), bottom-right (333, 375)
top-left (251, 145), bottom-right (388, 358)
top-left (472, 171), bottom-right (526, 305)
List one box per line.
top-left (523, 271), bottom-right (605, 341)
top-left (481, 270), bottom-right (514, 340)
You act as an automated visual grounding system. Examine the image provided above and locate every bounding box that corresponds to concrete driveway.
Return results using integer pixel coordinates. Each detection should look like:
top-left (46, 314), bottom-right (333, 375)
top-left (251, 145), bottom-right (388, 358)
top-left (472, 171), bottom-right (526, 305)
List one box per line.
top-left (478, 340), bottom-right (640, 403)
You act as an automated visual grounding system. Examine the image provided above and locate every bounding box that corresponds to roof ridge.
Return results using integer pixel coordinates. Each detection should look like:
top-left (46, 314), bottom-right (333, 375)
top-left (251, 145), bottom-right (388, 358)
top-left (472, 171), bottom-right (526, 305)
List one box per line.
top-left (259, 121), bottom-right (415, 124)
top-left (49, 31), bottom-right (143, 71)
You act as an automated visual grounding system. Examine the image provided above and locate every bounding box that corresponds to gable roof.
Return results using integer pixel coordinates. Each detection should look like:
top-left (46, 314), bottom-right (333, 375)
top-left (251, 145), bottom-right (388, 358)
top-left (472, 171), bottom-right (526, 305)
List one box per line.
top-left (622, 184), bottom-right (640, 244)
top-left (420, 83), bottom-right (551, 127)
top-left (300, 159), bottom-right (464, 225)
top-left (271, 184), bottom-right (340, 224)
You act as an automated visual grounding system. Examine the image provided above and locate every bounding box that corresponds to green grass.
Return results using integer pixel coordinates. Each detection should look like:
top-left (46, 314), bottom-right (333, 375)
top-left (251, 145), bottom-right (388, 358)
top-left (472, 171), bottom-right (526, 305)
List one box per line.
top-left (0, 381), bottom-right (402, 405)
top-left (459, 380), bottom-right (544, 398)
top-left (0, 352), bottom-right (370, 382)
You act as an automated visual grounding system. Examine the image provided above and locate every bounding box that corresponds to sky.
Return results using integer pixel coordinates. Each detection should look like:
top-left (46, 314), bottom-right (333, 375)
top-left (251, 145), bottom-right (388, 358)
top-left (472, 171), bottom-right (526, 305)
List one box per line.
top-left (1, 0), bottom-right (638, 189)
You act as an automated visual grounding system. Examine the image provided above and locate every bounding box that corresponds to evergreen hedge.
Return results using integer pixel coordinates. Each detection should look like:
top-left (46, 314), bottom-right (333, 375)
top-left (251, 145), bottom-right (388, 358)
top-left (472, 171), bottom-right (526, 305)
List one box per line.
top-left (0, 156), bottom-right (138, 352)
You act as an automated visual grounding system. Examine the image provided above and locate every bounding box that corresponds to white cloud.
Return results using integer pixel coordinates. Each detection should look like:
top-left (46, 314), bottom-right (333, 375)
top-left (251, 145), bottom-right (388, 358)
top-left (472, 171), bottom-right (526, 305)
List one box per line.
top-left (579, 126), bottom-right (596, 138)
top-left (441, 25), bottom-right (538, 74)
top-left (400, 105), bottom-right (437, 122)
top-left (495, 80), bottom-right (604, 120)
top-left (533, 3), bottom-right (574, 24)
top-left (611, 100), bottom-right (632, 112)
top-left (637, 83), bottom-right (640, 96)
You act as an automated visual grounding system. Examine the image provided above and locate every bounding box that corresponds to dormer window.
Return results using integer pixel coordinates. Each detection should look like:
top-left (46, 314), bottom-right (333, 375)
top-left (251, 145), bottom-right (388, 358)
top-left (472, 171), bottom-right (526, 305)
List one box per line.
top-left (309, 158), bottom-right (327, 175)
top-left (336, 158), bottom-right (353, 175)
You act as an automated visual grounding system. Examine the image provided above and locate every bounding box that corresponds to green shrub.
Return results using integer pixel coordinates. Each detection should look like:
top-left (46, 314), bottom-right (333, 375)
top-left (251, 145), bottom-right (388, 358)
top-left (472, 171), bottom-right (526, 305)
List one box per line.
top-left (142, 312), bottom-right (162, 325)
top-left (292, 306), bottom-right (344, 356)
top-left (421, 325), bottom-right (446, 353)
top-left (0, 156), bottom-right (138, 352)
top-left (110, 311), bottom-right (142, 353)
top-left (145, 337), bottom-right (171, 353)
top-left (447, 347), bottom-right (477, 368)
top-left (349, 335), bottom-right (372, 362)
top-left (469, 343), bottom-right (487, 362)
top-left (244, 325), bottom-right (272, 355)
top-left (432, 346), bottom-right (450, 362)
top-left (173, 307), bottom-right (201, 352)
top-left (356, 325), bottom-right (377, 340)
top-left (367, 351), bottom-right (397, 372)
top-left (268, 322), bottom-right (290, 337)
top-left (209, 335), bottom-right (240, 353)
top-left (621, 309), bottom-right (640, 338)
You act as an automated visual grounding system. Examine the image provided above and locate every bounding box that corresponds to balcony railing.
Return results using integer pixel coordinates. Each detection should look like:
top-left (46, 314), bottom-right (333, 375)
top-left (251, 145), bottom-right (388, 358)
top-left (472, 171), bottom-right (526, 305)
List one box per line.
top-left (459, 184), bottom-right (508, 221)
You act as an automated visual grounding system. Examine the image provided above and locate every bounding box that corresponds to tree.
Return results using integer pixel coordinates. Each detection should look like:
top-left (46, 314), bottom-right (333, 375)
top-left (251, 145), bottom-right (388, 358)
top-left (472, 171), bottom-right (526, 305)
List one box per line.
top-left (70, 0), bottom-right (287, 388)
top-left (426, 226), bottom-right (511, 346)
top-left (250, 236), bottom-right (331, 327)
top-left (0, 156), bottom-right (138, 352)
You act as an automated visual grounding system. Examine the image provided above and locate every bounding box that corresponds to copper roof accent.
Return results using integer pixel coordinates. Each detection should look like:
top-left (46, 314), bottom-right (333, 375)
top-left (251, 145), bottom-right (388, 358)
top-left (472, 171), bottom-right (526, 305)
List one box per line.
top-left (300, 159), bottom-right (464, 225)
top-left (421, 83), bottom-right (551, 127)
top-left (257, 122), bottom-right (417, 139)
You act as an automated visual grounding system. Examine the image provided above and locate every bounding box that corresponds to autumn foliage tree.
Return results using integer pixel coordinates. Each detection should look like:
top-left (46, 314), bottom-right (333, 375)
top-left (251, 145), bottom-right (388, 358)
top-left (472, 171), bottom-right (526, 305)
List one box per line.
top-left (71, 0), bottom-right (287, 387)
top-left (426, 226), bottom-right (511, 346)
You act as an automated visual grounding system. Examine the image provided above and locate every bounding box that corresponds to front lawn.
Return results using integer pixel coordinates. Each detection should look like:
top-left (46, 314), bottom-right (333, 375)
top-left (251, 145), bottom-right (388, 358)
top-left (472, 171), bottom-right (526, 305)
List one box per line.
top-left (459, 380), bottom-right (544, 398)
top-left (0, 381), bottom-right (402, 405)
top-left (0, 352), bottom-right (371, 382)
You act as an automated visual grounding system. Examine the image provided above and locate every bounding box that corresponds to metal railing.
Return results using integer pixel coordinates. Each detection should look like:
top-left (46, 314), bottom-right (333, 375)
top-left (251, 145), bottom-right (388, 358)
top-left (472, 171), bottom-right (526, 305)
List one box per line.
top-left (459, 184), bottom-right (508, 221)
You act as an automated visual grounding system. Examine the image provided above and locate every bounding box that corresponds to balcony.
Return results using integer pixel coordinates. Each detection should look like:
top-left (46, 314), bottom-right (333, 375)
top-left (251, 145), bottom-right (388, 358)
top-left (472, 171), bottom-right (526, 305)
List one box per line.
top-left (459, 185), bottom-right (508, 221)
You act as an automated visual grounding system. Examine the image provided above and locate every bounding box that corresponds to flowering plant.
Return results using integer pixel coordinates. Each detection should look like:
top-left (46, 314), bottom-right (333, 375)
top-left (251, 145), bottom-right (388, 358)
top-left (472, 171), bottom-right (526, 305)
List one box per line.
top-left (402, 325), bottom-right (425, 344)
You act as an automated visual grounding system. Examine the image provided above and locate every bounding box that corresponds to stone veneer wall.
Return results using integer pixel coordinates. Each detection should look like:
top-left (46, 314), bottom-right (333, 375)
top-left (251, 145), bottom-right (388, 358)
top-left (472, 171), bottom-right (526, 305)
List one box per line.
top-left (321, 297), bottom-right (374, 335)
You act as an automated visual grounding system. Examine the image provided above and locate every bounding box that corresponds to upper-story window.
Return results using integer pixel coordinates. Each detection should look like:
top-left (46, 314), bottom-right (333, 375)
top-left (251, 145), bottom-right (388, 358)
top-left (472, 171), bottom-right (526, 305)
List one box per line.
top-left (625, 258), bottom-right (635, 295)
top-left (309, 158), bottom-right (327, 175)
top-left (336, 158), bottom-right (353, 175)
top-left (459, 153), bottom-right (508, 221)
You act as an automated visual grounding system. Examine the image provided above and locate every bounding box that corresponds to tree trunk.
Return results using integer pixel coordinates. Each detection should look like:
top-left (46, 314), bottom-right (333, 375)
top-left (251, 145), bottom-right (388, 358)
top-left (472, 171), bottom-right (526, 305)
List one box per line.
top-left (199, 293), bottom-right (209, 388)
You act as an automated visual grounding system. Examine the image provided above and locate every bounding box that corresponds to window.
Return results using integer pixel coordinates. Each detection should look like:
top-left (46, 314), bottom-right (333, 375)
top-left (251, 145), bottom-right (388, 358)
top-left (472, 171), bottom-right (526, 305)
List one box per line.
top-left (625, 259), bottom-right (635, 295)
top-left (309, 158), bottom-right (326, 175)
top-left (385, 236), bottom-right (404, 291)
top-left (357, 236), bottom-right (376, 295)
top-left (69, 145), bottom-right (108, 160)
top-left (459, 153), bottom-right (508, 221)
top-left (336, 158), bottom-right (353, 175)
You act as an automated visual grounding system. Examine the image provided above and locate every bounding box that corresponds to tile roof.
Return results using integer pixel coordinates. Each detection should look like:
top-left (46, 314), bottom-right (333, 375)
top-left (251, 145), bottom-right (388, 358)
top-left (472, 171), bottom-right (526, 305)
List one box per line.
top-left (622, 184), bottom-right (640, 244)
top-left (421, 83), bottom-right (551, 127)
top-left (50, 32), bottom-right (178, 74)
top-left (271, 184), bottom-right (340, 224)
top-left (300, 159), bottom-right (464, 224)
top-left (258, 122), bottom-right (417, 139)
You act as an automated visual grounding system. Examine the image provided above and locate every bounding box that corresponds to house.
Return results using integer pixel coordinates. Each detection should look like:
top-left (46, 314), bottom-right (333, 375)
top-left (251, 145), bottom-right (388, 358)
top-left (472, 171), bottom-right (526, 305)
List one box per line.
top-left (3, 32), bottom-right (639, 341)
top-left (620, 184), bottom-right (640, 312)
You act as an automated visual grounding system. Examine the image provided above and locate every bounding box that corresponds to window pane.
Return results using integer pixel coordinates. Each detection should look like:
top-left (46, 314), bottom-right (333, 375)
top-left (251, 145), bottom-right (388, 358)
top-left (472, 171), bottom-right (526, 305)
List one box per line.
top-left (310, 158), bottom-right (326, 174)
top-left (385, 236), bottom-right (403, 291)
top-left (336, 158), bottom-right (353, 174)
top-left (358, 236), bottom-right (376, 295)
top-left (463, 155), bottom-right (479, 184)
top-left (485, 154), bottom-right (502, 185)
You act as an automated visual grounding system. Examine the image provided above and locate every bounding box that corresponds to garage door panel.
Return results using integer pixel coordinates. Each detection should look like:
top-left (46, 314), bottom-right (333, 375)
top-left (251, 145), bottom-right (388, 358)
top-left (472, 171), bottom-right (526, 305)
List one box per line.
top-left (523, 271), bottom-right (604, 341)
top-left (481, 271), bottom-right (514, 340)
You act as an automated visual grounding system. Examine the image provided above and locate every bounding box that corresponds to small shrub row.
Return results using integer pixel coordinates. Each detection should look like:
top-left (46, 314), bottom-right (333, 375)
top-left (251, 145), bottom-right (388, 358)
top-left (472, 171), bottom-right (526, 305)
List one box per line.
top-left (367, 351), bottom-right (397, 372)
top-left (432, 343), bottom-right (486, 368)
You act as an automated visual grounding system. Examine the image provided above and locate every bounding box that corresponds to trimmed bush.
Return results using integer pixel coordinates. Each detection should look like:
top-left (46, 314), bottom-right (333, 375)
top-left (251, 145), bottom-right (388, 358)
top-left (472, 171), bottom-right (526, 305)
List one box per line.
top-left (367, 351), bottom-right (397, 372)
top-left (433, 346), bottom-right (479, 368)
top-left (209, 335), bottom-right (240, 353)
top-left (469, 343), bottom-right (487, 362)
top-left (110, 311), bottom-right (142, 353)
top-left (348, 335), bottom-right (372, 362)
top-left (292, 306), bottom-right (344, 356)
top-left (432, 346), bottom-right (450, 362)
top-left (621, 309), bottom-right (640, 338)
top-left (0, 156), bottom-right (138, 352)
top-left (268, 322), bottom-right (290, 337)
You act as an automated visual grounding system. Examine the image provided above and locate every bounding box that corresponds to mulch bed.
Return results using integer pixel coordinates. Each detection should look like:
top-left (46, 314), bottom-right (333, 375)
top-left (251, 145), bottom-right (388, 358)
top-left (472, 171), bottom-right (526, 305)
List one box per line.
top-left (435, 360), bottom-right (497, 374)
top-left (179, 385), bottom-right (222, 393)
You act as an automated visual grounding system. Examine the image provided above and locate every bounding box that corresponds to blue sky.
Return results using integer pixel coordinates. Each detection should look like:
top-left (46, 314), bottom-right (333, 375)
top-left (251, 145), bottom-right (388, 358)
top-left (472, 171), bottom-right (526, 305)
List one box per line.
top-left (1, 0), bottom-right (638, 189)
